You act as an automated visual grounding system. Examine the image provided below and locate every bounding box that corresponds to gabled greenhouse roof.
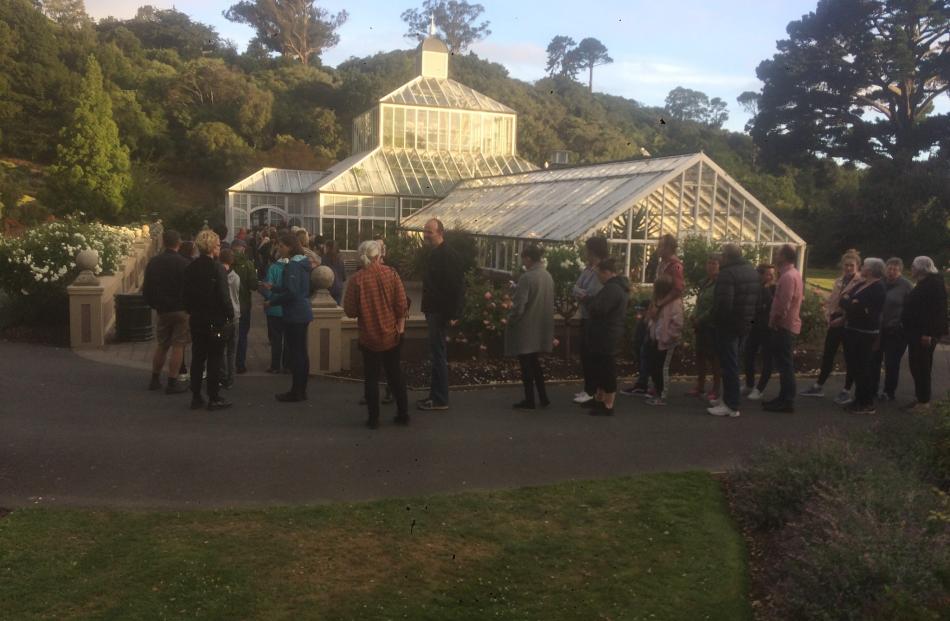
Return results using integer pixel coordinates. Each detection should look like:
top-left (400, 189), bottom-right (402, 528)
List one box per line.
top-left (400, 153), bottom-right (805, 245)
top-left (312, 147), bottom-right (538, 198)
top-left (228, 168), bottom-right (329, 194)
top-left (379, 76), bottom-right (516, 114)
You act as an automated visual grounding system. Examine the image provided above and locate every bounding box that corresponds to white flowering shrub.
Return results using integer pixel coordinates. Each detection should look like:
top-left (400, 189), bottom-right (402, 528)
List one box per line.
top-left (0, 219), bottom-right (140, 297)
top-left (543, 245), bottom-right (584, 321)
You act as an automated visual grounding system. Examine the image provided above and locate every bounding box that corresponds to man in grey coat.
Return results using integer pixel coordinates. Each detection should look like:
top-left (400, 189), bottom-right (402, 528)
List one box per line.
top-left (505, 244), bottom-right (555, 410)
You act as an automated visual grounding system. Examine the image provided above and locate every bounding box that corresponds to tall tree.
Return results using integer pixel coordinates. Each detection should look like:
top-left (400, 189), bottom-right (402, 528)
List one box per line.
top-left (705, 97), bottom-right (729, 129)
top-left (47, 55), bottom-right (131, 221)
top-left (401, 0), bottom-right (491, 54)
top-left (545, 35), bottom-right (575, 77)
top-left (664, 86), bottom-right (710, 122)
top-left (750, 0), bottom-right (949, 169)
top-left (98, 6), bottom-right (224, 59)
top-left (41, 0), bottom-right (88, 28)
top-left (563, 37), bottom-right (612, 92)
top-left (223, 0), bottom-right (348, 66)
top-left (736, 91), bottom-right (760, 116)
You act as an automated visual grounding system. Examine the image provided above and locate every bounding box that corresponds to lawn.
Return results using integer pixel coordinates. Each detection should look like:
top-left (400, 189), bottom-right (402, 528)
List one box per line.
top-left (0, 473), bottom-right (750, 620)
top-left (805, 267), bottom-right (839, 291)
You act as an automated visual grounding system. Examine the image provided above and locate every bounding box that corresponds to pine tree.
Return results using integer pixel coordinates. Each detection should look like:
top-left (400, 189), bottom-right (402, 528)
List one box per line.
top-left (47, 55), bottom-right (131, 221)
top-left (41, 0), bottom-right (89, 28)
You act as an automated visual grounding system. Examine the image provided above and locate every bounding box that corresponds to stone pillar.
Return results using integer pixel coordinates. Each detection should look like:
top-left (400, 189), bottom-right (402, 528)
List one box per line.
top-left (68, 284), bottom-right (107, 349)
top-left (308, 289), bottom-right (345, 374)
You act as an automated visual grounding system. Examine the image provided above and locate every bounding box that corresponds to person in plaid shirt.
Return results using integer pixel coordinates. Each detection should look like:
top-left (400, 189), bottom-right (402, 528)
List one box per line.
top-left (344, 240), bottom-right (410, 428)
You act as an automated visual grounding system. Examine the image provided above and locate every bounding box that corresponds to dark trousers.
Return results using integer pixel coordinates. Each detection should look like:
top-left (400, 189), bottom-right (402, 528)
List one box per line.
top-left (236, 306), bottom-right (251, 371)
top-left (871, 328), bottom-right (906, 398)
top-left (635, 320), bottom-right (651, 388)
top-left (647, 339), bottom-right (670, 398)
top-left (426, 313), bottom-right (449, 405)
top-left (266, 315), bottom-right (289, 371)
top-left (715, 331), bottom-right (743, 410)
top-left (189, 326), bottom-right (225, 400)
top-left (579, 320), bottom-right (595, 396)
top-left (769, 328), bottom-right (796, 404)
top-left (744, 328), bottom-right (772, 391)
top-left (590, 353), bottom-right (617, 394)
top-left (283, 321), bottom-right (310, 398)
top-left (362, 341), bottom-right (409, 421)
top-left (817, 325), bottom-right (853, 389)
top-left (907, 338), bottom-right (939, 404)
top-left (518, 353), bottom-right (548, 405)
top-left (843, 330), bottom-right (876, 408)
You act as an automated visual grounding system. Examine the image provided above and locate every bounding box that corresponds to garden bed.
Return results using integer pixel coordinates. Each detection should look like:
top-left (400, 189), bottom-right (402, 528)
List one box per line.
top-left (332, 344), bottom-right (834, 389)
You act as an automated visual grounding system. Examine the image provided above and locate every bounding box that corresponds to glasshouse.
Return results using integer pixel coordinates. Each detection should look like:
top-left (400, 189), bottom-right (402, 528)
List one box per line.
top-left (400, 152), bottom-right (806, 281)
top-left (226, 33), bottom-right (804, 271)
top-left (226, 31), bottom-right (537, 249)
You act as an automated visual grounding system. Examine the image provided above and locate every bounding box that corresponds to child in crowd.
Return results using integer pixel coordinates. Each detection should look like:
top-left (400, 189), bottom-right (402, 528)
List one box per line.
top-left (645, 275), bottom-right (684, 406)
top-left (218, 248), bottom-right (241, 389)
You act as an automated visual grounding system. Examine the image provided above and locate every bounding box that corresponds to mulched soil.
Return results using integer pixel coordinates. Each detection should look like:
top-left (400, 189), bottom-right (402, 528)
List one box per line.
top-left (333, 344), bottom-right (835, 389)
top-left (0, 325), bottom-right (68, 346)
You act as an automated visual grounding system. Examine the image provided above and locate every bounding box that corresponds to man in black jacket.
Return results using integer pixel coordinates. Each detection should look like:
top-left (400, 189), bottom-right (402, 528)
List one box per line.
top-left (708, 243), bottom-right (760, 418)
top-left (143, 230), bottom-right (191, 394)
top-left (901, 256), bottom-right (949, 410)
top-left (418, 218), bottom-right (465, 411)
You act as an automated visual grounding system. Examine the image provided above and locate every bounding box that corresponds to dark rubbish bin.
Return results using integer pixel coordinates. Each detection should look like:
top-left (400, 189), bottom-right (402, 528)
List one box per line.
top-left (114, 293), bottom-right (153, 342)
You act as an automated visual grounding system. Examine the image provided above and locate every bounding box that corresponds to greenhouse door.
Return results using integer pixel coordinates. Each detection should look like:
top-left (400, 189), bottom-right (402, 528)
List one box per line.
top-left (249, 206), bottom-right (290, 229)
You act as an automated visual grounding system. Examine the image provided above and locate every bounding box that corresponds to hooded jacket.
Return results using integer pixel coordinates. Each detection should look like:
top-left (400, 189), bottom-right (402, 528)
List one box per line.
top-left (269, 255), bottom-right (314, 324)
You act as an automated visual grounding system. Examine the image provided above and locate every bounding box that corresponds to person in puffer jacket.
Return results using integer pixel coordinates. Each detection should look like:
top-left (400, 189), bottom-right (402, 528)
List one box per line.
top-left (583, 257), bottom-right (630, 417)
top-left (264, 233), bottom-right (314, 403)
top-left (709, 243), bottom-right (760, 418)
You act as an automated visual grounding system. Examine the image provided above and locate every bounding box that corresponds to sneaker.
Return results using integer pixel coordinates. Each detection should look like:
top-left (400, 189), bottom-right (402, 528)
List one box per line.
top-left (177, 373), bottom-right (190, 383)
top-left (573, 392), bottom-right (594, 404)
top-left (190, 395), bottom-right (205, 410)
top-left (846, 403), bottom-right (876, 415)
top-left (275, 392), bottom-right (305, 403)
top-left (148, 375), bottom-right (162, 391)
top-left (833, 390), bottom-right (852, 406)
top-left (707, 397), bottom-right (723, 408)
top-left (879, 392), bottom-right (895, 402)
top-left (645, 397), bottom-right (667, 406)
top-left (747, 388), bottom-right (763, 401)
top-left (707, 404), bottom-right (740, 418)
top-left (580, 399), bottom-right (600, 408)
top-left (207, 397), bottom-right (232, 411)
top-left (762, 400), bottom-right (794, 413)
top-left (740, 385), bottom-right (752, 397)
top-left (417, 399), bottom-right (448, 411)
top-left (901, 401), bottom-right (930, 412)
top-left (381, 393), bottom-right (394, 405)
top-left (620, 386), bottom-right (649, 397)
top-left (512, 400), bottom-right (536, 410)
top-left (588, 402), bottom-right (614, 416)
top-left (685, 387), bottom-right (704, 398)
top-left (165, 380), bottom-right (189, 395)
top-left (799, 384), bottom-right (825, 397)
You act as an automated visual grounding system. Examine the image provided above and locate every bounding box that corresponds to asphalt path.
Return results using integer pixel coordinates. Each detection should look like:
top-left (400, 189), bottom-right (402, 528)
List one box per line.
top-left (1, 341), bottom-right (944, 510)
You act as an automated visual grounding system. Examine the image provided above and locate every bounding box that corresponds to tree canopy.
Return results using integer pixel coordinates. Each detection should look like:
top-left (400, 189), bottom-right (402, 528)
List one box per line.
top-left (665, 87), bottom-right (729, 129)
top-left (401, 0), bottom-right (491, 53)
top-left (750, 0), bottom-right (949, 169)
top-left (563, 37), bottom-right (612, 92)
top-left (223, 0), bottom-right (348, 66)
top-left (545, 35), bottom-right (575, 77)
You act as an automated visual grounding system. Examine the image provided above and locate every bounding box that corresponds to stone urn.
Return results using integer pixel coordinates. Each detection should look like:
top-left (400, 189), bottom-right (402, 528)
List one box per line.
top-left (310, 264), bottom-right (337, 307)
top-left (74, 249), bottom-right (100, 286)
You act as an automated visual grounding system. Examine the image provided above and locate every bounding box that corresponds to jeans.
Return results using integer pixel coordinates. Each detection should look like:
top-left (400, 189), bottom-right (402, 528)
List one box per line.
top-left (744, 328), bottom-right (772, 391)
top-left (266, 315), bottom-right (289, 371)
top-left (769, 328), bottom-right (796, 404)
top-left (579, 319), bottom-right (595, 396)
top-left (189, 321), bottom-right (225, 400)
top-left (518, 353), bottom-right (548, 405)
top-left (817, 325), bottom-right (852, 389)
top-left (426, 313), bottom-right (449, 405)
top-left (283, 321), bottom-right (310, 398)
top-left (222, 324), bottom-right (238, 385)
top-left (871, 328), bottom-right (906, 398)
top-left (715, 331), bottom-right (742, 410)
top-left (361, 341), bottom-right (409, 421)
top-left (236, 306), bottom-right (251, 371)
top-left (647, 340), bottom-right (675, 399)
top-left (843, 330), bottom-right (876, 408)
top-left (907, 338), bottom-right (939, 404)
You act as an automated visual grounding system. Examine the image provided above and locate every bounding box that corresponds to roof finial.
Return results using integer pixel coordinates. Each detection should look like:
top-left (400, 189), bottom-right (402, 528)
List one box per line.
top-left (429, 14), bottom-right (436, 36)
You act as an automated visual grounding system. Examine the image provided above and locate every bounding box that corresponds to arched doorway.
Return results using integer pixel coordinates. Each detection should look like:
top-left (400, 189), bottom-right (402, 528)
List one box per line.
top-left (249, 205), bottom-right (291, 229)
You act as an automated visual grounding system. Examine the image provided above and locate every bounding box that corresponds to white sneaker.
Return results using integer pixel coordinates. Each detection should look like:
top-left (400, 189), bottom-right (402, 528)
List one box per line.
top-left (740, 386), bottom-right (752, 397)
top-left (747, 388), bottom-right (763, 401)
top-left (799, 384), bottom-right (825, 397)
top-left (573, 392), bottom-right (594, 404)
top-left (833, 390), bottom-right (853, 406)
top-left (707, 404), bottom-right (740, 417)
top-left (708, 398), bottom-right (723, 407)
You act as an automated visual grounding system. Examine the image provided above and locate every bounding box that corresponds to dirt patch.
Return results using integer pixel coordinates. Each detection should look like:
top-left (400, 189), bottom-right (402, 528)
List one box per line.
top-left (0, 508), bottom-right (11, 519)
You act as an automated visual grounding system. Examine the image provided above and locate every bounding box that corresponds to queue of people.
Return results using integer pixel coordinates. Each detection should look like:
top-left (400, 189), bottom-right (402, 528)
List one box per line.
top-left (145, 220), bottom-right (947, 422)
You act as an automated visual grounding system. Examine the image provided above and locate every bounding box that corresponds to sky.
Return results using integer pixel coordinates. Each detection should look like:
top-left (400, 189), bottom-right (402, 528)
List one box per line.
top-left (83, 0), bottom-right (824, 132)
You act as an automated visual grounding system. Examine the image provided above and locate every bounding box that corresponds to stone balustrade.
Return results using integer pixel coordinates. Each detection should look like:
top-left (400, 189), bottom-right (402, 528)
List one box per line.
top-left (67, 233), bottom-right (160, 349)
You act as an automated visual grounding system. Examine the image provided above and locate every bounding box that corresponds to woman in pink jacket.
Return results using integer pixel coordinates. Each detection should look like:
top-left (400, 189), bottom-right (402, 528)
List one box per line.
top-left (645, 275), bottom-right (685, 406)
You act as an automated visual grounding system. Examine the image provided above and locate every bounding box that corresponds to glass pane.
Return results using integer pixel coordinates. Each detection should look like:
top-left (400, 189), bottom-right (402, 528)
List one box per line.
top-left (438, 111), bottom-right (449, 151)
top-left (416, 109), bottom-right (427, 150)
top-left (427, 110), bottom-right (438, 150)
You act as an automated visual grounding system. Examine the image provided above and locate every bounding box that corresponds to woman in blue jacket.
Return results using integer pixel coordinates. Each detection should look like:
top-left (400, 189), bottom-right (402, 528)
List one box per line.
top-left (263, 233), bottom-right (314, 402)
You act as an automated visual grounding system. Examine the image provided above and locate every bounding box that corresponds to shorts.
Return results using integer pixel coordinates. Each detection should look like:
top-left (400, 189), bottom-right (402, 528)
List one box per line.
top-left (156, 311), bottom-right (190, 348)
top-left (588, 353), bottom-right (617, 393)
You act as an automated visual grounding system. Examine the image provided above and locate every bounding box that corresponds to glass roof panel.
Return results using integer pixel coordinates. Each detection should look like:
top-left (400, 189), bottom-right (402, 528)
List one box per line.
top-left (380, 77), bottom-right (516, 114)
